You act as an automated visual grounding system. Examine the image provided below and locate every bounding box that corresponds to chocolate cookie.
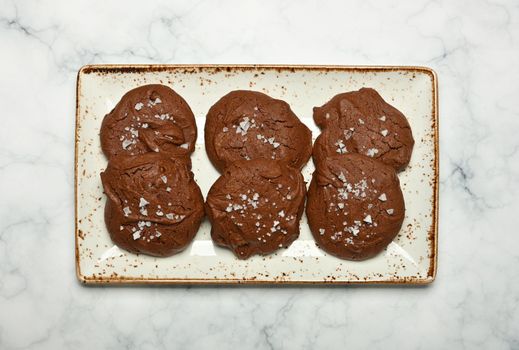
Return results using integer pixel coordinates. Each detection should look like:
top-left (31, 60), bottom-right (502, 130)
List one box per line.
top-left (204, 90), bottom-right (312, 172)
top-left (306, 153), bottom-right (405, 260)
top-left (205, 159), bottom-right (306, 259)
top-left (100, 84), bottom-right (197, 159)
top-left (313, 88), bottom-right (414, 171)
top-left (101, 153), bottom-right (204, 257)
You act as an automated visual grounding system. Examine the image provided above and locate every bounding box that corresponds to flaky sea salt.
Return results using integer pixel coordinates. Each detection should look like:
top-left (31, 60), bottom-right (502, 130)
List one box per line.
top-left (236, 117), bottom-right (251, 135)
top-left (122, 139), bottom-right (133, 150)
top-left (135, 102), bottom-right (144, 110)
top-left (270, 220), bottom-right (281, 233)
top-left (155, 113), bottom-right (169, 121)
top-left (139, 197), bottom-right (149, 216)
top-left (378, 193), bottom-right (387, 201)
top-left (331, 232), bottom-right (343, 241)
top-left (263, 136), bottom-right (281, 150)
top-left (335, 140), bottom-right (347, 154)
top-left (338, 188), bottom-right (348, 200)
top-left (387, 208), bottom-right (394, 215)
top-left (366, 148), bottom-right (379, 157)
top-left (381, 129), bottom-right (389, 137)
top-left (123, 207), bottom-right (131, 216)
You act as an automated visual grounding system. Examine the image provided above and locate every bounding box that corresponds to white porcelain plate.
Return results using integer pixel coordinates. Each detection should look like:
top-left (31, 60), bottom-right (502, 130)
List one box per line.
top-left (75, 65), bottom-right (438, 284)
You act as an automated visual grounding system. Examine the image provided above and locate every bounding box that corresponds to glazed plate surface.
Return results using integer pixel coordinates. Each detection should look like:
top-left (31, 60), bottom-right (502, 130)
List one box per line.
top-left (75, 65), bottom-right (438, 284)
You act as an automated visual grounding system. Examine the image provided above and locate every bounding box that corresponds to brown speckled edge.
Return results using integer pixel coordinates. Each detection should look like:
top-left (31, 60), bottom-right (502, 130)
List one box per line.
top-left (75, 64), bottom-right (439, 286)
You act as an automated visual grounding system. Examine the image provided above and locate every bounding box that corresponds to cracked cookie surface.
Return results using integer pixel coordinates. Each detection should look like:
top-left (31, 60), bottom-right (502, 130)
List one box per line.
top-left (306, 154), bottom-right (405, 260)
top-left (313, 88), bottom-right (414, 172)
top-left (204, 90), bottom-right (312, 172)
top-left (205, 159), bottom-right (306, 259)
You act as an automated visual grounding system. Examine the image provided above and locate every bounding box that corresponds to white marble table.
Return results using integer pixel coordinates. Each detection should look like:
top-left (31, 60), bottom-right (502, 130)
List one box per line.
top-left (1, 0), bottom-right (518, 349)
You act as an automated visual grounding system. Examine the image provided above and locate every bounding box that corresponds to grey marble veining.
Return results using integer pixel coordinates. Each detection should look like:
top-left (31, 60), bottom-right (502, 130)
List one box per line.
top-left (0, 0), bottom-right (518, 349)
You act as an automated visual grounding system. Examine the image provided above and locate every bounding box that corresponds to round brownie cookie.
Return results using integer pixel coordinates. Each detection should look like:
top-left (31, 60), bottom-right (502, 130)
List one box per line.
top-left (100, 153), bottom-right (204, 257)
top-left (204, 90), bottom-right (312, 172)
top-left (100, 84), bottom-right (197, 159)
top-left (306, 153), bottom-right (405, 260)
top-left (205, 159), bottom-right (306, 259)
top-left (313, 88), bottom-right (414, 172)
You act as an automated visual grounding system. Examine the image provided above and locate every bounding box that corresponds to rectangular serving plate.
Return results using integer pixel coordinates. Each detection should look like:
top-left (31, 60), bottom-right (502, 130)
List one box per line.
top-left (75, 64), bottom-right (438, 285)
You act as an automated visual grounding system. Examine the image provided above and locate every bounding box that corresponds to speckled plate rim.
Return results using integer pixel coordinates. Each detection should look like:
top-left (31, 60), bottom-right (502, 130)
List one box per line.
top-left (75, 64), bottom-right (439, 285)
